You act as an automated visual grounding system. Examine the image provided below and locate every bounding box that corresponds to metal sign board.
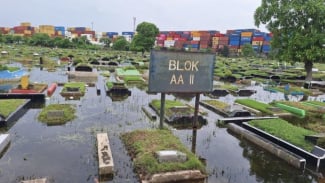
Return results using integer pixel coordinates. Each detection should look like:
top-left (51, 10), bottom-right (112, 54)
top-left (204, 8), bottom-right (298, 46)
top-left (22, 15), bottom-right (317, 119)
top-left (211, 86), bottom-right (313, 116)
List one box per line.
top-left (149, 50), bottom-right (216, 93)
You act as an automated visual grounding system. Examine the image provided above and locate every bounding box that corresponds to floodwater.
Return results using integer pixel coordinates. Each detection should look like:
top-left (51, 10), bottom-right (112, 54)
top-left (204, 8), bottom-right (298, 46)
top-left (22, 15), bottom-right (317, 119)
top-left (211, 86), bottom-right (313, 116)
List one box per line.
top-left (1, 64), bottom-right (325, 183)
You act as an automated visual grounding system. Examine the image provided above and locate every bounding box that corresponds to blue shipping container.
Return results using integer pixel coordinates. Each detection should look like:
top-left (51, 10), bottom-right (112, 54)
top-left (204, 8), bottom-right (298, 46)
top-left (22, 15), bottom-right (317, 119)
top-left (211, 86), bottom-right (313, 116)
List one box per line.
top-left (122, 32), bottom-right (134, 36)
top-left (253, 45), bottom-right (261, 50)
top-left (264, 36), bottom-right (272, 41)
top-left (230, 33), bottom-right (241, 37)
top-left (241, 37), bottom-right (252, 42)
top-left (262, 45), bottom-right (271, 50)
top-left (191, 44), bottom-right (199, 48)
top-left (75, 27), bottom-right (86, 32)
top-left (253, 32), bottom-right (267, 37)
top-left (55, 26), bottom-right (65, 31)
top-left (240, 41), bottom-right (251, 45)
top-left (229, 41), bottom-right (240, 46)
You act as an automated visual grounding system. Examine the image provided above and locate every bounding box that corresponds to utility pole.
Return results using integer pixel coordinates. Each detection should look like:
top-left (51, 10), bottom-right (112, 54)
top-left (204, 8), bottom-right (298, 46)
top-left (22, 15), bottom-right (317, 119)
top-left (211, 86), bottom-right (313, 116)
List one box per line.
top-left (133, 17), bottom-right (136, 32)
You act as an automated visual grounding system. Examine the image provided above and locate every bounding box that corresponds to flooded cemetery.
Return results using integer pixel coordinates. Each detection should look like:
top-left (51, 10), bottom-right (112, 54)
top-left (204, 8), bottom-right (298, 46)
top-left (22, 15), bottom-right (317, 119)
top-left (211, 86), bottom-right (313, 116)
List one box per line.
top-left (1, 46), bottom-right (325, 183)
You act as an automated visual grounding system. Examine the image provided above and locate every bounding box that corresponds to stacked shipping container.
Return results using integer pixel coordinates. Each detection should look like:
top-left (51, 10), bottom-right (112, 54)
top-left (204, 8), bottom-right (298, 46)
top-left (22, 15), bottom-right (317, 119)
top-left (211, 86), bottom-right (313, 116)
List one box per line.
top-left (155, 28), bottom-right (272, 54)
top-left (68, 27), bottom-right (94, 39)
top-left (122, 32), bottom-right (135, 42)
top-left (1, 22), bottom-right (274, 53)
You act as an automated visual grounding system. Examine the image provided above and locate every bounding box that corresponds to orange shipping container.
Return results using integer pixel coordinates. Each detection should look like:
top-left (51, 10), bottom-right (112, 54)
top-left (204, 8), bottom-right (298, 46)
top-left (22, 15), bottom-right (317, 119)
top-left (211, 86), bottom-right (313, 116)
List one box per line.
top-left (21, 22), bottom-right (31, 26)
top-left (24, 30), bottom-right (32, 35)
top-left (241, 32), bottom-right (253, 37)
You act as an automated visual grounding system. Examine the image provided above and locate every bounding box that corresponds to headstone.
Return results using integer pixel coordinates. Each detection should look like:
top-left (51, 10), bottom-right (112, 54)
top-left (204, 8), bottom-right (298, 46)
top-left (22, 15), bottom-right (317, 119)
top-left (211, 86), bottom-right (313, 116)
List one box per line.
top-left (97, 133), bottom-right (114, 175)
top-left (47, 110), bottom-right (64, 119)
top-left (66, 87), bottom-right (79, 92)
top-left (21, 178), bottom-right (48, 183)
top-left (0, 134), bottom-right (10, 156)
top-left (155, 150), bottom-right (187, 163)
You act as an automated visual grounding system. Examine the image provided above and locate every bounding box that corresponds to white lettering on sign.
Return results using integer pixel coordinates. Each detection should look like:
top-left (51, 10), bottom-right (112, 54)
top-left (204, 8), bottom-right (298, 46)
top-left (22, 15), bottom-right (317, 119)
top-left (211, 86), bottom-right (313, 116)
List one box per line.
top-left (170, 74), bottom-right (184, 85)
top-left (168, 60), bottom-right (199, 71)
top-left (189, 74), bottom-right (194, 85)
top-left (168, 60), bottom-right (199, 85)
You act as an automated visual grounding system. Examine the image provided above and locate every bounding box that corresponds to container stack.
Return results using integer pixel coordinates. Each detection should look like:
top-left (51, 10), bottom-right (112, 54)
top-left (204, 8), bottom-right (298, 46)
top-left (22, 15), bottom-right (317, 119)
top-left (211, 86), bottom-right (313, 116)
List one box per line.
top-left (211, 33), bottom-right (228, 51)
top-left (12, 22), bottom-right (34, 37)
top-left (0, 27), bottom-right (10, 35)
top-left (155, 30), bottom-right (219, 51)
top-left (240, 31), bottom-right (253, 46)
top-left (228, 32), bottom-right (241, 55)
top-left (262, 33), bottom-right (272, 53)
top-left (122, 32), bottom-right (134, 42)
top-left (39, 25), bottom-right (55, 37)
top-left (251, 32), bottom-right (265, 52)
top-left (156, 33), bottom-right (167, 47)
top-left (101, 32), bottom-right (118, 39)
top-left (68, 27), bottom-right (93, 38)
top-left (199, 31), bottom-right (211, 50)
top-left (55, 26), bottom-right (65, 37)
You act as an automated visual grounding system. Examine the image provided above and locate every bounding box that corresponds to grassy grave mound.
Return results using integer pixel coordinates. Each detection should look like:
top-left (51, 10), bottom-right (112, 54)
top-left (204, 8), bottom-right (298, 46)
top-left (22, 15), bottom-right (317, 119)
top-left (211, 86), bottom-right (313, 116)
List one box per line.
top-left (61, 82), bottom-right (86, 94)
top-left (121, 129), bottom-right (206, 177)
top-left (201, 100), bottom-right (230, 110)
top-left (248, 118), bottom-right (316, 152)
top-left (38, 104), bottom-right (76, 125)
top-left (0, 99), bottom-right (26, 118)
top-left (150, 99), bottom-right (197, 116)
top-left (276, 101), bottom-right (325, 121)
top-left (235, 98), bottom-right (285, 116)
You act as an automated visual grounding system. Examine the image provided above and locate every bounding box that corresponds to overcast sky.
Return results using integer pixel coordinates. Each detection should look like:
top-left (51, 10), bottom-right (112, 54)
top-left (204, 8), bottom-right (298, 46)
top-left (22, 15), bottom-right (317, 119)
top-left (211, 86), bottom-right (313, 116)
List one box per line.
top-left (0, 0), bottom-right (268, 33)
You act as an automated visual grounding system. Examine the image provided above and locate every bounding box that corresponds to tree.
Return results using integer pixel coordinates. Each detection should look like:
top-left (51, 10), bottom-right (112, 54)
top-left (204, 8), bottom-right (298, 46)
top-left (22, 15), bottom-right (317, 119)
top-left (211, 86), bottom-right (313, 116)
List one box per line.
top-left (242, 44), bottom-right (255, 58)
top-left (254, 0), bottom-right (325, 81)
top-left (112, 36), bottom-right (129, 50)
top-left (130, 22), bottom-right (159, 52)
top-left (29, 33), bottom-right (51, 46)
top-left (99, 37), bottom-right (112, 48)
top-left (12, 35), bottom-right (23, 44)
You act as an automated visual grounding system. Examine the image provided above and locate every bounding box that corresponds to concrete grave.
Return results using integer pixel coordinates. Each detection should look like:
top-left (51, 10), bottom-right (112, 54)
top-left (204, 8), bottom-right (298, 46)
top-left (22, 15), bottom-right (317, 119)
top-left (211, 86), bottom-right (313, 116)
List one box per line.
top-left (97, 133), bottom-right (114, 175)
top-left (155, 150), bottom-right (187, 163)
top-left (21, 178), bottom-right (48, 183)
top-left (46, 110), bottom-right (64, 119)
top-left (0, 134), bottom-right (10, 156)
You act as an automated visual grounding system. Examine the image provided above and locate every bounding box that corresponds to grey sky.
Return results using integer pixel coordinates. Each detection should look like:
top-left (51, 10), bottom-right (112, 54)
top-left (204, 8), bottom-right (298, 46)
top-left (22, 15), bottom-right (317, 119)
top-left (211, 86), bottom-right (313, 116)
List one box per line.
top-left (0, 0), bottom-right (267, 33)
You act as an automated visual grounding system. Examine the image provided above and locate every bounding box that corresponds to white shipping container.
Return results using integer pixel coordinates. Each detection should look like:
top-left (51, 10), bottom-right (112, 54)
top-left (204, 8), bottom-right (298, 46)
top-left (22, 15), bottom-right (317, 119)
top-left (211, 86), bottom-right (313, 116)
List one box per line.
top-left (164, 40), bottom-right (175, 48)
top-left (122, 35), bottom-right (133, 42)
top-left (192, 37), bottom-right (200, 41)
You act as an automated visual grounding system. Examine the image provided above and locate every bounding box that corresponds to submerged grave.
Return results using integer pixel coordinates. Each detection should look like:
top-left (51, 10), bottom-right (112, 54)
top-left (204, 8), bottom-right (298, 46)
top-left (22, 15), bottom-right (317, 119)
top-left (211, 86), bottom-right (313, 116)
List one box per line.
top-left (121, 129), bottom-right (207, 183)
top-left (38, 104), bottom-right (76, 126)
top-left (149, 99), bottom-right (207, 129)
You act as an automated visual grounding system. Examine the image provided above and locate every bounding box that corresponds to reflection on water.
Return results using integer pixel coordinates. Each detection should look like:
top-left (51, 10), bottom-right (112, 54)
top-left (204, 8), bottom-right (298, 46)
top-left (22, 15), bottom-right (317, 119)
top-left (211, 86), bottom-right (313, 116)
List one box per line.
top-left (0, 83), bottom-right (17, 93)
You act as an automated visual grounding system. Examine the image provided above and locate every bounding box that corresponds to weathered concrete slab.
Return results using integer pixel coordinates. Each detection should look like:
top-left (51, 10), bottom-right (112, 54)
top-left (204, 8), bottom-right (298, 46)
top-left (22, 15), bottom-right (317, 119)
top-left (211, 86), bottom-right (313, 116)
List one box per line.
top-left (47, 110), bottom-right (64, 119)
top-left (142, 106), bottom-right (157, 120)
top-left (97, 133), bottom-right (114, 175)
top-left (142, 170), bottom-right (206, 183)
top-left (227, 123), bottom-right (306, 169)
top-left (156, 150), bottom-right (187, 163)
top-left (21, 178), bottom-right (48, 183)
top-left (0, 134), bottom-right (10, 155)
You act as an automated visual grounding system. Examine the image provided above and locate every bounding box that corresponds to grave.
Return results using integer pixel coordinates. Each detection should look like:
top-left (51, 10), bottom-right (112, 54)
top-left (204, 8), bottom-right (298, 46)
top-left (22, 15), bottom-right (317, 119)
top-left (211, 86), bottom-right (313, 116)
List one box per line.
top-left (155, 150), bottom-right (187, 163)
top-left (21, 178), bottom-right (48, 183)
top-left (0, 134), bottom-right (10, 156)
top-left (97, 133), bottom-right (114, 175)
top-left (46, 110), bottom-right (64, 119)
